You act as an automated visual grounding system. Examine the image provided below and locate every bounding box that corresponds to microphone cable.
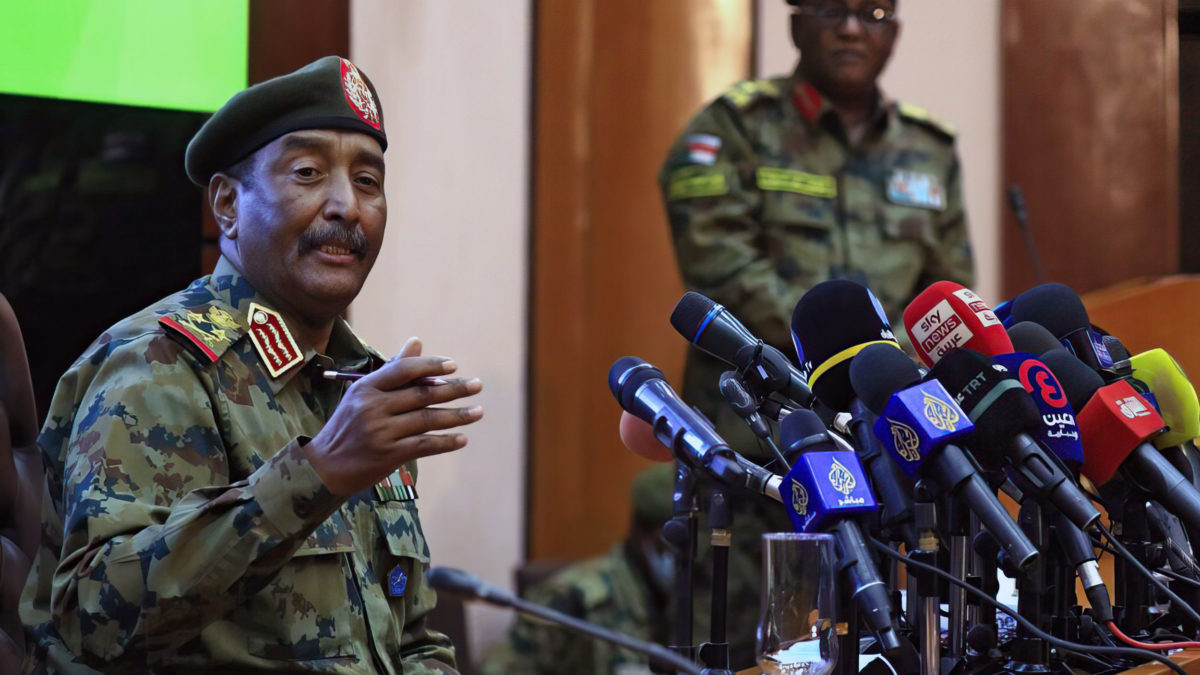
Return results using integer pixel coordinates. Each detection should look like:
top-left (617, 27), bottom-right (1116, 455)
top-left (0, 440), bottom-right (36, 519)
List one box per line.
top-left (866, 537), bottom-right (1189, 675)
top-left (1094, 521), bottom-right (1200, 629)
top-left (1107, 621), bottom-right (1200, 651)
top-left (1092, 540), bottom-right (1200, 590)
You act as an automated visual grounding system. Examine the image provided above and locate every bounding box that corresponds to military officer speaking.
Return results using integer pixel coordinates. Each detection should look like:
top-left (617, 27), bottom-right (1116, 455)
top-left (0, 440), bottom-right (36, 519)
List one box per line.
top-left (658, 0), bottom-right (976, 667)
top-left (21, 56), bottom-right (483, 673)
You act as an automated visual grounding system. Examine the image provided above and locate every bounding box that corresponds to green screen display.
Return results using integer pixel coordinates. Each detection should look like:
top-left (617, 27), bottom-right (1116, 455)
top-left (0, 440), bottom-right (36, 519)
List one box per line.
top-left (0, 0), bottom-right (248, 112)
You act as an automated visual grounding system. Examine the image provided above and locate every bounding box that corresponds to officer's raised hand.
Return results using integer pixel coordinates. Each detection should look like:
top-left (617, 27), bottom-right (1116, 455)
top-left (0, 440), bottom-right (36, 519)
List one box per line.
top-left (304, 337), bottom-right (484, 495)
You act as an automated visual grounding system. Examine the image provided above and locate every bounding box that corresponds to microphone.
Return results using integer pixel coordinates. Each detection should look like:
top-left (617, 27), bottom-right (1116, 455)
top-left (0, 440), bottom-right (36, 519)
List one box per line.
top-left (902, 280), bottom-right (1011, 367)
top-left (901, 282), bottom-right (1096, 527)
top-left (849, 343), bottom-right (1039, 570)
top-left (1008, 321), bottom-right (1064, 356)
top-left (609, 356), bottom-right (782, 503)
top-left (789, 280), bottom-right (918, 546)
top-left (670, 291), bottom-right (814, 408)
top-left (1129, 348), bottom-right (1200, 450)
top-left (1039, 349), bottom-right (1200, 532)
top-left (1006, 322), bottom-right (1086, 472)
top-left (927, 348), bottom-right (1100, 530)
top-left (1009, 283), bottom-right (1114, 371)
top-left (428, 567), bottom-right (703, 675)
top-left (778, 410), bottom-right (914, 667)
top-left (790, 280), bottom-right (899, 411)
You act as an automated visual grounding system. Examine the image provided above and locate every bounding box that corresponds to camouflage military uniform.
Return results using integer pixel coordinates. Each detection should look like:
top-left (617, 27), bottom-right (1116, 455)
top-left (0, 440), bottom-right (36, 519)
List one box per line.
top-left (658, 73), bottom-right (975, 668)
top-left (478, 542), bottom-right (666, 675)
top-left (20, 257), bottom-right (456, 674)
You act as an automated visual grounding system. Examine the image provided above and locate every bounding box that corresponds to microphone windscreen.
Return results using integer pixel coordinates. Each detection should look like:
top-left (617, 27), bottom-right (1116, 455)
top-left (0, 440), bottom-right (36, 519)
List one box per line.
top-left (669, 291), bottom-right (716, 339)
top-left (1040, 349), bottom-right (1104, 412)
top-left (619, 411), bottom-right (675, 462)
top-left (1009, 283), bottom-right (1091, 338)
top-left (902, 281), bottom-right (1012, 365)
top-left (791, 280), bottom-right (899, 410)
top-left (609, 356), bottom-right (663, 411)
top-left (928, 348), bottom-right (1040, 456)
top-left (779, 408), bottom-right (835, 458)
top-left (848, 342), bottom-right (923, 414)
top-left (1008, 321), bottom-right (1063, 356)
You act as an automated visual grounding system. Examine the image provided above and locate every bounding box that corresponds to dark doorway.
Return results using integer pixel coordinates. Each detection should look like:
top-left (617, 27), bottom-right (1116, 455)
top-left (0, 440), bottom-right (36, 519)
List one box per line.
top-left (0, 95), bottom-right (206, 420)
top-left (1181, 2), bottom-right (1200, 272)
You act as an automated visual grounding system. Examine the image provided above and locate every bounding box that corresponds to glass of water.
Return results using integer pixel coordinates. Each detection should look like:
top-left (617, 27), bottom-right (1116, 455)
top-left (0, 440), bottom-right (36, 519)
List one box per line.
top-left (757, 532), bottom-right (838, 675)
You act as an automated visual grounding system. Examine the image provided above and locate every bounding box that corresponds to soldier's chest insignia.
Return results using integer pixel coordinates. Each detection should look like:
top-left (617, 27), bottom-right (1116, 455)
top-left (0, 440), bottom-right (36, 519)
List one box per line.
top-left (887, 170), bottom-right (946, 211)
top-left (375, 467), bottom-right (418, 502)
top-left (247, 302), bottom-right (303, 378)
top-left (387, 565), bottom-right (408, 597)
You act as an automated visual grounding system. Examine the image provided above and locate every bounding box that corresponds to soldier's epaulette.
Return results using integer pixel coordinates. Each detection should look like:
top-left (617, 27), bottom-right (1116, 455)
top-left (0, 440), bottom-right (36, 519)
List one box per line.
top-left (896, 102), bottom-right (957, 141)
top-left (721, 78), bottom-right (782, 110)
top-left (158, 303), bottom-right (246, 365)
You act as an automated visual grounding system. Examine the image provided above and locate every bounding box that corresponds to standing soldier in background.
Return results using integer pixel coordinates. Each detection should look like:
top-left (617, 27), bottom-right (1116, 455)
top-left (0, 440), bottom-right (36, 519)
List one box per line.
top-left (658, 0), bottom-right (974, 667)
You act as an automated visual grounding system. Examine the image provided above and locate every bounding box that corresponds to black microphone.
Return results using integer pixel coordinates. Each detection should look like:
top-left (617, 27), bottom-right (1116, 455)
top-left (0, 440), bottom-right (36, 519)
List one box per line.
top-left (670, 291), bottom-right (815, 408)
top-left (609, 356), bottom-right (782, 503)
top-left (789, 280), bottom-right (918, 547)
top-left (926, 348), bottom-right (1100, 531)
top-left (849, 343), bottom-right (1039, 570)
top-left (1009, 283), bottom-right (1114, 372)
top-left (791, 279), bottom-right (899, 411)
top-left (428, 567), bottom-right (703, 675)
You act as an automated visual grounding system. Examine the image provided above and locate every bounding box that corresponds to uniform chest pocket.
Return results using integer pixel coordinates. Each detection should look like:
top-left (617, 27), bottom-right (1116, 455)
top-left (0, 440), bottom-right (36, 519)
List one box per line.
top-left (758, 169), bottom-right (839, 286)
top-left (376, 501), bottom-right (431, 563)
top-left (878, 201), bottom-right (937, 247)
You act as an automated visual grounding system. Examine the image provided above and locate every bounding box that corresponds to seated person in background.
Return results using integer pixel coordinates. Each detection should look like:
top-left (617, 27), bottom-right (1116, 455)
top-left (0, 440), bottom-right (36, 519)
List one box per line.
top-left (479, 464), bottom-right (675, 675)
top-left (20, 56), bottom-right (483, 673)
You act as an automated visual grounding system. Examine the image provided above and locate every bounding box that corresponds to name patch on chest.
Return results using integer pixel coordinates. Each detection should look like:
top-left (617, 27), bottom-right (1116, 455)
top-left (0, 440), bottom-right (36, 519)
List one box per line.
top-left (886, 170), bottom-right (946, 211)
top-left (756, 167), bottom-right (837, 199)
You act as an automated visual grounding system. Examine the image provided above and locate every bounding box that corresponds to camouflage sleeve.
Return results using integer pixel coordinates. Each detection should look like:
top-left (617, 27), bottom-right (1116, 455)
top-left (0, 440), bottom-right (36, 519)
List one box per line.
top-left (918, 150), bottom-right (975, 289)
top-left (658, 103), bottom-right (795, 348)
top-left (51, 341), bottom-right (344, 664)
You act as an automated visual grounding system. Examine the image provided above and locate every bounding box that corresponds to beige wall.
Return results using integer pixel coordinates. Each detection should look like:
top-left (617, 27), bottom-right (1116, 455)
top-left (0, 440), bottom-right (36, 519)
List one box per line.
top-left (757, 0), bottom-right (1003, 304)
top-left (349, 0), bottom-right (530, 661)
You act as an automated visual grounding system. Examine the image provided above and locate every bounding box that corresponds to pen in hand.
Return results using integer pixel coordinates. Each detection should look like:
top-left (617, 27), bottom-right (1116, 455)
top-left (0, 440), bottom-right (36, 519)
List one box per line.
top-left (323, 370), bottom-right (449, 387)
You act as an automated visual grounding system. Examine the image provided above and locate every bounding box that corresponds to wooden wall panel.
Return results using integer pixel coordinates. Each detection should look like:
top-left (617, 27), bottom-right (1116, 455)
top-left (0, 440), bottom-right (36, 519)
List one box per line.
top-left (529, 1), bottom-right (752, 560)
top-left (1001, 0), bottom-right (1179, 298)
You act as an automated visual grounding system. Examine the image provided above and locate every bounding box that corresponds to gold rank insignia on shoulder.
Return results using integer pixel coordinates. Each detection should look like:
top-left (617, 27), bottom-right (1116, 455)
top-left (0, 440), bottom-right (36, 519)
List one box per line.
top-left (722, 78), bottom-right (781, 109)
top-left (247, 302), bottom-right (304, 378)
top-left (375, 467), bottom-right (418, 502)
top-left (159, 305), bottom-right (244, 364)
top-left (897, 102), bottom-right (957, 139)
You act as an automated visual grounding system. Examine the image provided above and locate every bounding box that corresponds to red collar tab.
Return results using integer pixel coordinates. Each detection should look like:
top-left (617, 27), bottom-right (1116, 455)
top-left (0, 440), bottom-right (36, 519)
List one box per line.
top-left (247, 302), bottom-right (304, 378)
top-left (793, 81), bottom-right (825, 124)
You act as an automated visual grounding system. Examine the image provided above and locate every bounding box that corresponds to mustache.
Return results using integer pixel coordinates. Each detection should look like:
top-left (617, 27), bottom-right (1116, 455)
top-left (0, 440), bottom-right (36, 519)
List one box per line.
top-left (299, 223), bottom-right (369, 257)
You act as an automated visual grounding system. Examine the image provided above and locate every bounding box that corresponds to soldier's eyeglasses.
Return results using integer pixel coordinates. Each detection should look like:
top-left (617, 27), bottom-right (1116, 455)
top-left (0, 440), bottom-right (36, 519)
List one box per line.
top-left (795, 3), bottom-right (896, 30)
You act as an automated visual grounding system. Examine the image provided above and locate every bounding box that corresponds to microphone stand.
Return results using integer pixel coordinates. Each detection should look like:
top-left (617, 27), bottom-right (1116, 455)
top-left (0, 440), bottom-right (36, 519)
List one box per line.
top-left (699, 488), bottom-right (735, 674)
top-left (1103, 482), bottom-right (1155, 636)
top-left (661, 460), bottom-right (700, 672)
top-left (1010, 500), bottom-right (1054, 674)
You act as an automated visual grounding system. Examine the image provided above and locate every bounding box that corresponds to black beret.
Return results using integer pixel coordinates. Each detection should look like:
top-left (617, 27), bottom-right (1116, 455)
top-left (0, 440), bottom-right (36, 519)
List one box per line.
top-left (185, 55), bottom-right (387, 186)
